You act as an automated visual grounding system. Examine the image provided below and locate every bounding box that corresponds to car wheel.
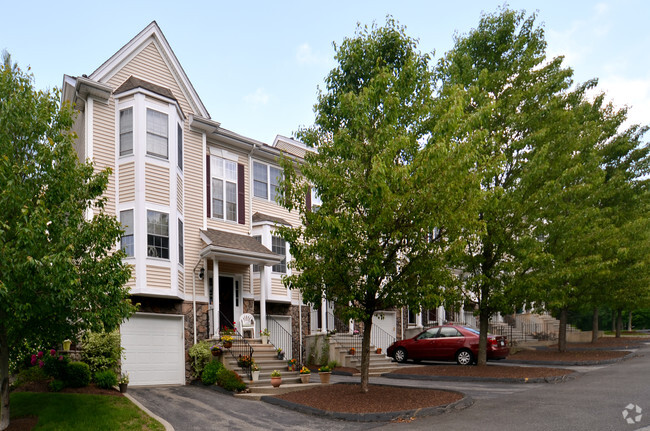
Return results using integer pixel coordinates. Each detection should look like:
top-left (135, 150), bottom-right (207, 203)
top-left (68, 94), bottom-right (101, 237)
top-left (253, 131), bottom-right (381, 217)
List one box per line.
top-left (394, 347), bottom-right (408, 363)
top-left (456, 349), bottom-right (474, 366)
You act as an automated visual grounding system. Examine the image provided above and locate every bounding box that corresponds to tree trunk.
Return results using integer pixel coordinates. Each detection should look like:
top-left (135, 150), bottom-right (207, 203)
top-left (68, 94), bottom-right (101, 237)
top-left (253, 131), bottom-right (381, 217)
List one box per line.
top-left (359, 316), bottom-right (373, 393)
top-left (611, 310), bottom-right (616, 332)
top-left (1, 322), bottom-right (10, 431)
top-left (628, 311), bottom-right (633, 331)
top-left (591, 307), bottom-right (599, 343)
top-left (558, 307), bottom-right (567, 352)
top-left (477, 303), bottom-right (489, 366)
top-left (615, 309), bottom-right (622, 338)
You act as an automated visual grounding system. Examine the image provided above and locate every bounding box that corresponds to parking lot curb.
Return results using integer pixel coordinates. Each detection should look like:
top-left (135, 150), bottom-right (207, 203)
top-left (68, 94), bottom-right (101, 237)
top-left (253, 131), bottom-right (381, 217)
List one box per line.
top-left (381, 371), bottom-right (579, 384)
top-left (504, 351), bottom-right (637, 366)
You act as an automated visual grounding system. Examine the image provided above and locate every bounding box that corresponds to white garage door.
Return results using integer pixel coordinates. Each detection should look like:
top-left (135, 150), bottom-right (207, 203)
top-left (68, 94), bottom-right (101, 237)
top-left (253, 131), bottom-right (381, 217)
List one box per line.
top-left (372, 311), bottom-right (396, 354)
top-left (121, 313), bottom-right (185, 386)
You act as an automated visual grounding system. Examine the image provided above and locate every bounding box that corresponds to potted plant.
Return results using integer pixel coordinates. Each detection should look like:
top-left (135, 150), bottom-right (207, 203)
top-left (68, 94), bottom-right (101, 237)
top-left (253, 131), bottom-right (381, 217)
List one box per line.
top-left (118, 372), bottom-right (129, 393)
top-left (260, 328), bottom-right (270, 344)
top-left (353, 329), bottom-right (360, 336)
top-left (221, 335), bottom-right (234, 349)
top-left (276, 348), bottom-right (284, 360)
top-left (210, 343), bottom-right (223, 356)
top-left (376, 347), bottom-right (382, 355)
top-left (287, 358), bottom-right (297, 371)
top-left (299, 366), bottom-right (311, 384)
top-left (62, 339), bottom-right (72, 351)
top-left (348, 347), bottom-right (356, 355)
top-left (270, 369), bottom-right (282, 387)
top-left (318, 364), bottom-right (331, 384)
top-left (251, 362), bottom-right (260, 381)
top-left (237, 355), bottom-right (253, 368)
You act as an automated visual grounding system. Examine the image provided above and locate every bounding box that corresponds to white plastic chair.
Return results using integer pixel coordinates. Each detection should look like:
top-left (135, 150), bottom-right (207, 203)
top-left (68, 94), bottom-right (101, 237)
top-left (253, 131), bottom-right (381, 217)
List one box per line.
top-left (239, 313), bottom-right (256, 339)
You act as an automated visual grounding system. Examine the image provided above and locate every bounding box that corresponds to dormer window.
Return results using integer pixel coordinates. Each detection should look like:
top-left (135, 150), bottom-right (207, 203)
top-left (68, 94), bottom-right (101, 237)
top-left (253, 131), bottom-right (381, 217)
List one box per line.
top-left (146, 108), bottom-right (168, 159)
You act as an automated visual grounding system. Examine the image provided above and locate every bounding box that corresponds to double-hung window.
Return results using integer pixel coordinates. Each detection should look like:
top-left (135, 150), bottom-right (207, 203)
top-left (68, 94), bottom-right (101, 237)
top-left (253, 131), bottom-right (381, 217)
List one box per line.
top-left (271, 235), bottom-right (286, 273)
top-left (120, 209), bottom-right (134, 257)
top-left (147, 210), bottom-right (169, 259)
top-left (178, 219), bottom-right (184, 265)
top-left (146, 109), bottom-right (168, 159)
top-left (211, 156), bottom-right (237, 222)
top-left (119, 108), bottom-right (133, 156)
top-left (253, 161), bottom-right (283, 201)
top-left (177, 124), bottom-right (183, 170)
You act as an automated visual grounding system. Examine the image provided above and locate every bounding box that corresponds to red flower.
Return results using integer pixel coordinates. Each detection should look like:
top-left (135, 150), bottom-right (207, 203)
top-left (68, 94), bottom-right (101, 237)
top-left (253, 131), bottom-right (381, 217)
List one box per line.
top-left (58, 356), bottom-right (63, 361)
top-left (31, 355), bottom-right (37, 366)
top-left (37, 351), bottom-right (43, 358)
top-left (38, 360), bottom-right (44, 368)
top-left (50, 349), bottom-right (56, 356)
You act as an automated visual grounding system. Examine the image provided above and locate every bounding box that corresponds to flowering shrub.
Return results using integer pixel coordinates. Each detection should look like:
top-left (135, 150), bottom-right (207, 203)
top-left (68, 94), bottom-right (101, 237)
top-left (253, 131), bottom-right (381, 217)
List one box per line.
top-left (287, 358), bottom-right (297, 367)
top-left (221, 335), bottom-right (234, 343)
top-left (237, 355), bottom-right (253, 367)
top-left (318, 364), bottom-right (331, 373)
top-left (260, 328), bottom-right (271, 337)
top-left (299, 366), bottom-right (311, 375)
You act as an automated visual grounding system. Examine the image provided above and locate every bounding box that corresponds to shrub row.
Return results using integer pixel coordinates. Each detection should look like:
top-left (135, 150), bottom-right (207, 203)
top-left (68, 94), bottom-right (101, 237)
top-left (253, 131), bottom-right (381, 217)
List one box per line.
top-left (201, 360), bottom-right (246, 392)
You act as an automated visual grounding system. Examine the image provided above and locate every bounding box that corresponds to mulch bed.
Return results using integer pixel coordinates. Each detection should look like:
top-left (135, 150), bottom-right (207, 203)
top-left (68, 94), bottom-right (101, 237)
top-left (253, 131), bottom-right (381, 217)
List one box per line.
top-left (392, 364), bottom-right (573, 379)
top-left (509, 349), bottom-right (629, 362)
top-left (6, 416), bottom-right (38, 431)
top-left (274, 384), bottom-right (463, 413)
top-left (12, 380), bottom-right (123, 396)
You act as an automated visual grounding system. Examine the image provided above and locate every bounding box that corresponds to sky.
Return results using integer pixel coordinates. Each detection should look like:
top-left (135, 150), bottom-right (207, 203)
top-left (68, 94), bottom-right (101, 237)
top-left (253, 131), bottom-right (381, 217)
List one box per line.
top-left (2, 1), bottom-right (648, 144)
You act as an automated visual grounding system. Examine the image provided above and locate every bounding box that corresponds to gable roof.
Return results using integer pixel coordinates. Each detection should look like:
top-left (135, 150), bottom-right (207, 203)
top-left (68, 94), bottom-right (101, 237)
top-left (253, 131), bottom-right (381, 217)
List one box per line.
top-left (252, 212), bottom-right (292, 227)
top-left (89, 21), bottom-right (209, 119)
top-left (200, 228), bottom-right (283, 265)
top-left (114, 75), bottom-right (176, 100)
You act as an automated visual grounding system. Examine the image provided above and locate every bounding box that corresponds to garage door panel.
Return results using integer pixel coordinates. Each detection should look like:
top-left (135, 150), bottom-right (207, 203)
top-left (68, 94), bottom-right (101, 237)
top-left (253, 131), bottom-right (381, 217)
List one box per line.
top-left (121, 314), bottom-right (184, 386)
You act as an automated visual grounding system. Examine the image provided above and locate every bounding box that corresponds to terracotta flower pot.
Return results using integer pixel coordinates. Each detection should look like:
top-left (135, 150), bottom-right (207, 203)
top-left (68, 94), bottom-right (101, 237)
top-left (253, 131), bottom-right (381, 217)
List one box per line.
top-left (271, 377), bottom-right (282, 388)
top-left (300, 374), bottom-right (310, 384)
top-left (319, 372), bottom-right (331, 384)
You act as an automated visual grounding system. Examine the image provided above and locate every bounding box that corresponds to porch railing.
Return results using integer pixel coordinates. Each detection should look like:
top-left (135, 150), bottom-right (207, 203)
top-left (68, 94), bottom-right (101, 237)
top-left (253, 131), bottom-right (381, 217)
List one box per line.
top-left (267, 315), bottom-right (293, 361)
top-left (370, 322), bottom-right (395, 356)
top-left (327, 311), bottom-right (351, 334)
top-left (219, 310), bottom-right (254, 380)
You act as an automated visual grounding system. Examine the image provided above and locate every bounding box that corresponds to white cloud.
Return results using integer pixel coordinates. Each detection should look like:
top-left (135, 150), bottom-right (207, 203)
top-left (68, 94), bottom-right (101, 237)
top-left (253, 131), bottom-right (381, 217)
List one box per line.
top-left (243, 88), bottom-right (270, 107)
top-left (296, 43), bottom-right (329, 66)
top-left (597, 75), bottom-right (650, 129)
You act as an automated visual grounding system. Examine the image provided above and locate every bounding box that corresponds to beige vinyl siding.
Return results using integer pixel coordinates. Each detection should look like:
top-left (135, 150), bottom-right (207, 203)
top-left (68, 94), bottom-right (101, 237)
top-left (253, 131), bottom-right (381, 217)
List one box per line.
top-left (125, 270), bottom-right (136, 290)
top-left (92, 98), bottom-right (116, 214)
top-left (271, 278), bottom-right (288, 296)
top-left (71, 112), bottom-right (85, 162)
top-left (274, 140), bottom-right (307, 159)
top-left (216, 262), bottom-right (250, 290)
top-left (176, 174), bottom-right (183, 214)
top-left (182, 127), bottom-right (203, 297)
top-left (178, 270), bottom-right (185, 294)
top-left (145, 163), bottom-right (170, 205)
top-left (252, 197), bottom-right (301, 228)
top-left (291, 288), bottom-right (300, 301)
top-left (146, 265), bottom-right (171, 289)
top-left (253, 278), bottom-right (261, 297)
top-left (119, 162), bottom-right (136, 203)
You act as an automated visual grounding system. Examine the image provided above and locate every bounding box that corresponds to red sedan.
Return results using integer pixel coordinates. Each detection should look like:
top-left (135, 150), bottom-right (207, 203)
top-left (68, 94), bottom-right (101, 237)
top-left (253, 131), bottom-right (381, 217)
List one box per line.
top-left (386, 325), bottom-right (509, 365)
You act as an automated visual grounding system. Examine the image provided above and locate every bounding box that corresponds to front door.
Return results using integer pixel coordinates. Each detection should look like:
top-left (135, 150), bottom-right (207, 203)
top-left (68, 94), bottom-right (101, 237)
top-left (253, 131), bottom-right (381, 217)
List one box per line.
top-left (219, 276), bottom-right (234, 330)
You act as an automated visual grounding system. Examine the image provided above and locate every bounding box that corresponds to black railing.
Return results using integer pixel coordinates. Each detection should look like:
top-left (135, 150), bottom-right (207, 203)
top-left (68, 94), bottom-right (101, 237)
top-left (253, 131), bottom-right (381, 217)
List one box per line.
top-left (267, 315), bottom-right (293, 361)
top-left (219, 311), bottom-right (254, 380)
top-left (370, 322), bottom-right (395, 356)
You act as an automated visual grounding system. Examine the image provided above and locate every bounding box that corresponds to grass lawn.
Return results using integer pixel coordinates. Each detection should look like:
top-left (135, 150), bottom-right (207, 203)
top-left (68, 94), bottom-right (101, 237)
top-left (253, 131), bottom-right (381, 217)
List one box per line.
top-left (10, 392), bottom-right (164, 431)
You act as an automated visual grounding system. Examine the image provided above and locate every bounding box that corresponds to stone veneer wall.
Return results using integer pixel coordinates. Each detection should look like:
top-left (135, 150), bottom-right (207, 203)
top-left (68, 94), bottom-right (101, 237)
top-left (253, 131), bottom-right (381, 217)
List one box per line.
top-left (289, 304), bottom-right (311, 361)
top-left (130, 296), bottom-right (209, 382)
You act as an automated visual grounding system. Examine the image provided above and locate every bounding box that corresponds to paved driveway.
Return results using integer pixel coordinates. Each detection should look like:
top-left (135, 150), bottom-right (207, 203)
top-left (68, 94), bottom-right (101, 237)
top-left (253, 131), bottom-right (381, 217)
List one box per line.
top-left (130, 342), bottom-right (650, 431)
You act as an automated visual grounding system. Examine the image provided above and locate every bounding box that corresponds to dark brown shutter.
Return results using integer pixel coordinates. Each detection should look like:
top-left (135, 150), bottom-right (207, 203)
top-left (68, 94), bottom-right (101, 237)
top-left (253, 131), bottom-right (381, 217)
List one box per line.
top-left (206, 154), bottom-right (211, 218)
top-left (238, 163), bottom-right (245, 224)
top-left (306, 186), bottom-right (312, 212)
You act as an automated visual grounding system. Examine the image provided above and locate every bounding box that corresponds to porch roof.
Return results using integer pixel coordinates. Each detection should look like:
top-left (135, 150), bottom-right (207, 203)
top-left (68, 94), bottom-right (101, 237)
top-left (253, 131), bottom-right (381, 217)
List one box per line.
top-left (199, 228), bottom-right (283, 265)
top-left (252, 212), bottom-right (291, 227)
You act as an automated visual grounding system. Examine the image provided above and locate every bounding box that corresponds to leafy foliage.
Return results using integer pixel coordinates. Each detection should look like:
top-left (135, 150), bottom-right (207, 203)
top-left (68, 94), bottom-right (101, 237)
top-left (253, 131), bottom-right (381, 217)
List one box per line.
top-left (66, 362), bottom-right (91, 388)
top-left (216, 368), bottom-right (246, 392)
top-left (0, 53), bottom-right (136, 428)
top-left (94, 370), bottom-right (118, 389)
top-left (200, 360), bottom-right (224, 385)
top-left (188, 340), bottom-right (212, 378)
top-left (80, 331), bottom-right (123, 375)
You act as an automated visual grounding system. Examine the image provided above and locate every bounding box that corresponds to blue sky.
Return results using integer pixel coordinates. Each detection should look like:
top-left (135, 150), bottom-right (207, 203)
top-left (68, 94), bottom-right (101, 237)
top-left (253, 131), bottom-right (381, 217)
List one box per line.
top-left (2, 1), bottom-right (648, 144)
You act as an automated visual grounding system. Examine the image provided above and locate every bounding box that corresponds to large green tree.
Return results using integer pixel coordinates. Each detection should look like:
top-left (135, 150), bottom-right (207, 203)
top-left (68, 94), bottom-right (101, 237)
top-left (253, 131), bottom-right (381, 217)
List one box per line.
top-left (0, 54), bottom-right (135, 430)
top-left (279, 20), bottom-right (484, 392)
top-left (435, 9), bottom-right (575, 364)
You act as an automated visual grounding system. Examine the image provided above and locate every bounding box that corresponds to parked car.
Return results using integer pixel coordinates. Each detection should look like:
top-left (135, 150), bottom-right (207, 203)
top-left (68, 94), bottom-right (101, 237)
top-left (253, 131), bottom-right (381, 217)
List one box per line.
top-left (386, 325), bottom-right (509, 365)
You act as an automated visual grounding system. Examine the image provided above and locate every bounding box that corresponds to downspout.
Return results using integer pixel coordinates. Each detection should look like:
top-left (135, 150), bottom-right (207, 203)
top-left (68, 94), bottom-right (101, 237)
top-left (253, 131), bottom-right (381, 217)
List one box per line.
top-left (192, 256), bottom-right (204, 345)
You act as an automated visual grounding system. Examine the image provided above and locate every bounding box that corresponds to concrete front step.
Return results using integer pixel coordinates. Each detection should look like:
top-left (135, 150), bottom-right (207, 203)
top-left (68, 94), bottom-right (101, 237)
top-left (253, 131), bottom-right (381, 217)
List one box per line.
top-left (235, 382), bottom-right (322, 400)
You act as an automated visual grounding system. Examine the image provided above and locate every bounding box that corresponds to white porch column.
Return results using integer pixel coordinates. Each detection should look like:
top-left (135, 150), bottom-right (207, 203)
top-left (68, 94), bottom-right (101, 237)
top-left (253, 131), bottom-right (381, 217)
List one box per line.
top-left (321, 296), bottom-right (327, 333)
top-left (348, 301), bottom-right (354, 333)
top-left (260, 265), bottom-right (268, 332)
top-left (213, 258), bottom-right (219, 336)
top-left (416, 310), bottom-right (423, 327)
top-left (203, 258), bottom-right (210, 336)
top-left (437, 306), bottom-right (446, 324)
top-left (459, 304), bottom-right (465, 324)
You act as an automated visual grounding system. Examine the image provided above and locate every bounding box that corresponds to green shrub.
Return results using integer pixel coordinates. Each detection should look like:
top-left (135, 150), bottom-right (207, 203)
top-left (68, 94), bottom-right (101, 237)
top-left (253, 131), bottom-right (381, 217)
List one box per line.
top-left (201, 360), bottom-right (224, 385)
top-left (189, 340), bottom-right (212, 378)
top-left (216, 368), bottom-right (246, 392)
top-left (49, 379), bottom-right (65, 392)
top-left (66, 362), bottom-right (91, 388)
top-left (94, 370), bottom-right (118, 389)
top-left (80, 331), bottom-right (123, 374)
top-left (43, 354), bottom-right (70, 381)
top-left (12, 366), bottom-right (48, 390)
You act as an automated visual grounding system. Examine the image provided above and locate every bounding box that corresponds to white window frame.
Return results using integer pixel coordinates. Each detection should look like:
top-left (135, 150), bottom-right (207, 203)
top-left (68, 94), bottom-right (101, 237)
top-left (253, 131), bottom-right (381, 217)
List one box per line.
top-left (178, 218), bottom-right (184, 265)
top-left (147, 210), bottom-right (169, 260)
top-left (119, 107), bottom-right (133, 156)
top-left (271, 235), bottom-right (286, 274)
top-left (146, 108), bottom-right (169, 159)
top-left (211, 156), bottom-right (238, 222)
top-left (120, 209), bottom-right (134, 257)
top-left (177, 123), bottom-right (183, 171)
top-left (253, 161), bottom-right (282, 202)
